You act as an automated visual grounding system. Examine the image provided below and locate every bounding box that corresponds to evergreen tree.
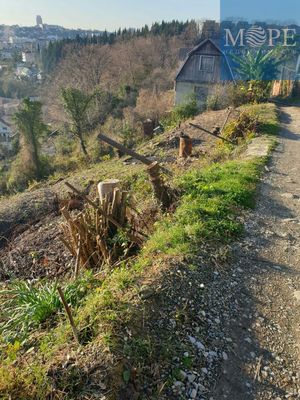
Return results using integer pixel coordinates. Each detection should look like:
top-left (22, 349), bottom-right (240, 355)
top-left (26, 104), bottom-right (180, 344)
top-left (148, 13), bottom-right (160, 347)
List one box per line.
top-left (61, 88), bottom-right (96, 157)
top-left (14, 98), bottom-right (47, 180)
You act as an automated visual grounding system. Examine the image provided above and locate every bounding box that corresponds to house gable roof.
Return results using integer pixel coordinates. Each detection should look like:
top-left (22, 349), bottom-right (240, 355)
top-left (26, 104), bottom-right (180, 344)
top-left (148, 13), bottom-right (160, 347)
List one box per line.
top-left (175, 38), bottom-right (234, 82)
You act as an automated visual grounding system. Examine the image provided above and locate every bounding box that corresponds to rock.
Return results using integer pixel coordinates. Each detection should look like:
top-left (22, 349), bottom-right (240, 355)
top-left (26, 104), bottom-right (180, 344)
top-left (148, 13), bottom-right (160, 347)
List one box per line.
top-left (198, 383), bottom-right (206, 392)
top-left (174, 381), bottom-right (183, 387)
top-left (294, 291), bottom-right (300, 302)
top-left (196, 341), bottom-right (205, 351)
top-left (179, 370), bottom-right (187, 380)
top-left (222, 352), bottom-right (228, 361)
top-left (208, 351), bottom-right (218, 358)
top-left (190, 388), bottom-right (197, 399)
top-left (281, 193), bottom-right (298, 199)
top-left (188, 336), bottom-right (196, 344)
top-left (188, 373), bottom-right (196, 383)
top-left (139, 287), bottom-right (155, 299)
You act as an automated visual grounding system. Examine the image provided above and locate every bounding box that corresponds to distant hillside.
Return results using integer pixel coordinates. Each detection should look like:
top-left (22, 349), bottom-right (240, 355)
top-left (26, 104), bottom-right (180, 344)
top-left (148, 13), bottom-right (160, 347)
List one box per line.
top-left (0, 24), bottom-right (104, 41)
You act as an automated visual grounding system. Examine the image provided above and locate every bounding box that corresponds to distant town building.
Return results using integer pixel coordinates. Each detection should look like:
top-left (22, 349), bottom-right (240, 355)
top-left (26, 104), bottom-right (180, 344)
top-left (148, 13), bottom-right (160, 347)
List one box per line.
top-left (0, 118), bottom-right (12, 150)
top-left (22, 51), bottom-right (36, 64)
top-left (36, 15), bottom-right (43, 29)
top-left (0, 50), bottom-right (14, 61)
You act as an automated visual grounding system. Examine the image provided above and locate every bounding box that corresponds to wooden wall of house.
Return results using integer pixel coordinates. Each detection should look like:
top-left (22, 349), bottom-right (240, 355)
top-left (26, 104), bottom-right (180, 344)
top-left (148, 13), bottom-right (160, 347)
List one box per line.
top-left (177, 41), bottom-right (232, 83)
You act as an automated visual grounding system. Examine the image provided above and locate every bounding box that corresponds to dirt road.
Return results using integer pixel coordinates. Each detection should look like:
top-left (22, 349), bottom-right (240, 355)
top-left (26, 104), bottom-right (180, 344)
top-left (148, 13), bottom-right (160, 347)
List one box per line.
top-left (212, 106), bottom-right (300, 399)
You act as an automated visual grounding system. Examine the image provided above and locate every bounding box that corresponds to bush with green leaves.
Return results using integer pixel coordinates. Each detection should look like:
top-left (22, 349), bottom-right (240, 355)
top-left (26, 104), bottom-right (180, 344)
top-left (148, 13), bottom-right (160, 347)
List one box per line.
top-left (0, 273), bottom-right (95, 342)
top-left (161, 96), bottom-right (198, 131)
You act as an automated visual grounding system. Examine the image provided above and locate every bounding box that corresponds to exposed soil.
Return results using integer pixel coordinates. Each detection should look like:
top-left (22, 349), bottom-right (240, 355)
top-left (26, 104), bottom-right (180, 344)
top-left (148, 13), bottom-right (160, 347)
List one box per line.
top-left (0, 213), bottom-right (74, 281)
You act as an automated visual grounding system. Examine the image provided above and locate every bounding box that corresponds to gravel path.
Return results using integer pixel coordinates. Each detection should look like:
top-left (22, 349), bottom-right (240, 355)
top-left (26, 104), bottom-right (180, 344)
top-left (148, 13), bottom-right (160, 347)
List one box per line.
top-left (212, 106), bottom-right (300, 399)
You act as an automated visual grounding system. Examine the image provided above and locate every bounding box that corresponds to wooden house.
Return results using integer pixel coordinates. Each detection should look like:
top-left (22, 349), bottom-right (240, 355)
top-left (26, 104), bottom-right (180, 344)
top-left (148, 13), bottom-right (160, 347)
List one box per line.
top-left (175, 39), bottom-right (234, 108)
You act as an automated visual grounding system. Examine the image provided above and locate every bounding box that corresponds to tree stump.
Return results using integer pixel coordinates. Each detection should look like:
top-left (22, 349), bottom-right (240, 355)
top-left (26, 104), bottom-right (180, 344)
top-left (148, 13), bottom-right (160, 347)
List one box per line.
top-left (179, 133), bottom-right (193, 158)
top-left (143, 119), bottom-right (155, 138)
top-left (98, 179), bottom-right (120, 204)
top-left (147, 162), bottom-right (171, 211)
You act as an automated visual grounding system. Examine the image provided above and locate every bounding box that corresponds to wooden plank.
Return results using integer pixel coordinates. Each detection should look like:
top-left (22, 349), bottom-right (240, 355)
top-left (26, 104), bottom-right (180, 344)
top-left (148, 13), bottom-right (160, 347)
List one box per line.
top-left (97, 133), bottom-right (173, 176)
top-left (221, 108), bottom-right (234, 133)
top-left (97, 133), bottom-right (153, 165)
top-left (189, 122), bottom-right (234, 144)
top-left (57, 287), bottom-right (80, 344)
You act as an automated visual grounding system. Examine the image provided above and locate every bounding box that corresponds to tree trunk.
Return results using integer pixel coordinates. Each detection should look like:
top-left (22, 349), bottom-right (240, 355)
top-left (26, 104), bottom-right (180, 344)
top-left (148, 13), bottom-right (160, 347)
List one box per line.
top-left (32, 140), bottom-right (41, 179)
top-left (79, 136), bottom-right (89, 157)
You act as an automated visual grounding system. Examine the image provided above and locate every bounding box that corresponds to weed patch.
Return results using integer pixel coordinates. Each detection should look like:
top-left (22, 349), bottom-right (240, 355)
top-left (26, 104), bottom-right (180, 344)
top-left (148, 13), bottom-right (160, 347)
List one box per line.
top-left (144, 159), bottom-right (264, 257)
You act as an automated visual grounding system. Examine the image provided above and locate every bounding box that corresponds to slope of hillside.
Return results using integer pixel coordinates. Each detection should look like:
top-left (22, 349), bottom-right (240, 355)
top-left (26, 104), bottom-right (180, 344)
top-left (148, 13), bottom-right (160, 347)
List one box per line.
top-left (0, 103), bottom-right (279, 400)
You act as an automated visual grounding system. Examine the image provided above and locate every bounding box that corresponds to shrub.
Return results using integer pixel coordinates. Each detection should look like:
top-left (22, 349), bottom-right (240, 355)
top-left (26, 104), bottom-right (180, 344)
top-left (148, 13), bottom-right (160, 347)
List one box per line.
top-left (206, 94), bottom-right (220, 111)
top-left (222, 112), bottom-right (260, 142)
top-left (119, 123), bottom-right (137, 148)
top-left (227, 83), bottom-right (249, 107)
top-left (161, 96), bottom-right (198, 131)
top-left (135, 89), bottom-right (173, 123)
top-left (7, 155), bottom-right (52, 193)
top-left (248, 80), bottom-right (272, 103)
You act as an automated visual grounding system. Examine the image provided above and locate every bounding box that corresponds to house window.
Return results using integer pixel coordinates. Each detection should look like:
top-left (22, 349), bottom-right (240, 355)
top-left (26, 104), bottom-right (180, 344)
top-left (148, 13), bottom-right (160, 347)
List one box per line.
top-left (199, 55), bottom-right (215, 73)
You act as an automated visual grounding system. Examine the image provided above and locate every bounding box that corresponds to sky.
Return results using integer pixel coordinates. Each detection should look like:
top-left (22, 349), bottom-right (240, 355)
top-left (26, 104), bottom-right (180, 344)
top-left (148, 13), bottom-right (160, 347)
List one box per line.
top-left (0, 0), bottom-right (219, 31)
top-left (221, 0), bottom-right (300, 25)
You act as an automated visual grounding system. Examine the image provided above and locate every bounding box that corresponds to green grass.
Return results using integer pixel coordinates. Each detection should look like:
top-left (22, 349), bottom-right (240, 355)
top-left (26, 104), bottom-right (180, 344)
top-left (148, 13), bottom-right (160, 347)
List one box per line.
top-left (144, 159), bottom-right (265, 257)
top-left (0, 272), bottom-right (96, 343)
